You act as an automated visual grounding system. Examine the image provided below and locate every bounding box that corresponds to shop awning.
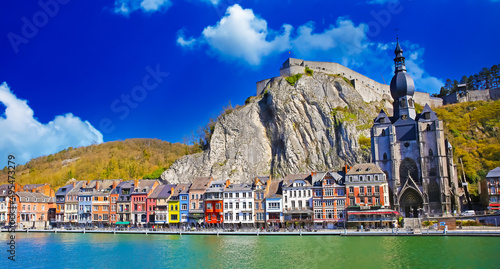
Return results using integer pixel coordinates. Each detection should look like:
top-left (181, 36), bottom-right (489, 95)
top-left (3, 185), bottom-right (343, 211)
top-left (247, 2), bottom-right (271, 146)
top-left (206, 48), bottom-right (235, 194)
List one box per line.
top-left (348, 211), bottom-right (398, 215)
top-left (115, 221), bottom-right (130, 225)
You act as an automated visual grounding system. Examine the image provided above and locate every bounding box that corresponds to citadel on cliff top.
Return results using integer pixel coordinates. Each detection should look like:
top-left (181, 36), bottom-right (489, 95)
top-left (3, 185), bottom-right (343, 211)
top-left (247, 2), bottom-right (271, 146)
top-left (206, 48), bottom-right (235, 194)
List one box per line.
top-left (257, 57), bottom-right (443, 108)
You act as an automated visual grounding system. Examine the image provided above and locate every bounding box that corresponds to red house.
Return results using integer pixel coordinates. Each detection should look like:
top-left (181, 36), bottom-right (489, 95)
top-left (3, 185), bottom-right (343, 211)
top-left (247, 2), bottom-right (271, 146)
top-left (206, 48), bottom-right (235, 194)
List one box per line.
top-left (204, 180), bottom-right (228, 227)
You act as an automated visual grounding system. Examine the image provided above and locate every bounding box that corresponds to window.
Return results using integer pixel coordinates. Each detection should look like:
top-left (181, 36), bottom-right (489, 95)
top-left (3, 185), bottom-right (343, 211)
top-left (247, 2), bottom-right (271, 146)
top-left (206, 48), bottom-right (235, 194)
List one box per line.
top-left (426, 124), bottom-right (431, 131)
top-left (261, 202), bottom-right (265, 210)
top-left (103, 205), bottom-right (109, 211)
top-left (375, 198), bottom-right (380, 205)
top-left (207, 203), bottom-right (212, 210)
top-left (229, 202), bottom-right (233, 209)
top-left (235, 203), bottom-right (239, 209)
top-left (243, 213), bottom-right (247, 221)
top-left (360, 187), bottom-right (364, 195)
top-left (243, 202), bottom-right (246, 209)
top-left (337, 189), bottom-right (344, 196)
top-left (368, 176), bottom-right (371, 181)
top-left (314, 200), bottom-right (321, 207)
top-left (382, 129), bottom-right (386, 136)
top-left (248, 192), bottom-right (252, 198)
top-left (215, 203), bottom-right (221, 210)
top-left (298, 201), bottom-right (303, 209)
top-left (375, 187), bottom-right (380, 195)
top-left (325, 200), bottom-right (333, 207)
top-left (337, 199), bottom-right (345, 206)
top-left (325, 189), bottom-right (333, 196)
top-left (236, 193), bottom-right (239, 198)
top-left (255, 202), bottom-right (259, 210)
top-left (192, 202), bottom-right (196, 209)
top-left (367, 187), bottom-right (372, 195)
top-left (291, 201), bottom-right (295, 209)
top-left (349, 187), bottom-right (354, 194)
top-left (196, 194), bottom-right (199, 199)
top-left (28, 205), bottom-right (30, 211)
top-left (349, 176), bottom-right (353, 182)
top-left (224, 193), bottom-right (228, 198)
top-left (93, 214), bottom-right (99, 221)
top-left (236, 214), bottom-right (240, 221)
top-left (181, 196), bottom-right (187, 201)
top-left (383, 153), bottom-right (388, 160)
top-left (171, 214), bottom-right (178, 221)
top-left (224, 202), bottom-right (228, 209)
top-left (182, 204), bottom-right (187, 210)
top-left (248, 213), bottom-right (252, 220)
top-left (429, 149), bottom-right (433, 156)
top-left (375, 175), bottom-right (379, 181)
top-left (315, 210), bottom-right (322, 219)
top-left (33, 205), bottom-right (37, 211)
top-left (112, 205), bottom-right (116, 212)
top-left (111, 197), bottom-right (116, 203)
top-left (350, 198), bottom-right (355, 205)
top-left (191, 194), bottom-right (194, 199)
top-left (103, 214), bottom-right (109, 221)
top-left (360, 176), bottom-right (364, 182)
top-left (243, 192), bottom-right (246, 198)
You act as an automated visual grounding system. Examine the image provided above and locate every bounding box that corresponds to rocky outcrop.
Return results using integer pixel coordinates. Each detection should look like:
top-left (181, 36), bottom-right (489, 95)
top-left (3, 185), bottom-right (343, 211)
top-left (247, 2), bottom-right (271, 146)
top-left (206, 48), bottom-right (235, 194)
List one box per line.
top-left (162, 72), bottom-right (392, 183)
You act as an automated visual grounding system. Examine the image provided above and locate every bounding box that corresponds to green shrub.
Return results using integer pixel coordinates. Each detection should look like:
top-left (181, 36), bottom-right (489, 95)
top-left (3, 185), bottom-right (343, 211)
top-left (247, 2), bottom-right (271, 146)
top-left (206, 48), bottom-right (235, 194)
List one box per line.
top-left (286, 74), bottom-right (303, 86)
top-left (305, 67), bottom-right (313, 76)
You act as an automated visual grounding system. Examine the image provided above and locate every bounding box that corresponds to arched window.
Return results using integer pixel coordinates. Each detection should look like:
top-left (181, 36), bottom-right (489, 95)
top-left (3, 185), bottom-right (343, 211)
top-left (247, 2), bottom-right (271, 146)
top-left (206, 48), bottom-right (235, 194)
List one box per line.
top-left (426, 124), bottom-right (431, 131)
top-left (383, 153), bottom-right (388, 160)
top-left (429, 149), bottom-right (433, 156)
top-left (382, 129), bottom-right (386, 136)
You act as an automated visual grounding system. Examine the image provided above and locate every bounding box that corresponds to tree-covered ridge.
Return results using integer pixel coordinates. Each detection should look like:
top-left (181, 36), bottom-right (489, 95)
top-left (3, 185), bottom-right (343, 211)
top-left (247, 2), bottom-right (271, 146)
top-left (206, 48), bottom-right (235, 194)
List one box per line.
top-left (435, 64), bottom-right (500, 97)
top-left (434, 100), bottom-right (500, 196)
top-left (0, 138), bottom-right (201, 189)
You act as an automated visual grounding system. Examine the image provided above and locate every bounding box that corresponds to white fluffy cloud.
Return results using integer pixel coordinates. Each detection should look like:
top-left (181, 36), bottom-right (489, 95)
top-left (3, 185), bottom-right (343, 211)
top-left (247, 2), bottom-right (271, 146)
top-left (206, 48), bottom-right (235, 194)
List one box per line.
top-left (114, 0), bottom-right (172, 15)
top-left (0, 82), bottom-right (103, 164)
top-left (178, 4), bottom-right (444, 93)
top-left (178, 4), bottom-right (292, 65)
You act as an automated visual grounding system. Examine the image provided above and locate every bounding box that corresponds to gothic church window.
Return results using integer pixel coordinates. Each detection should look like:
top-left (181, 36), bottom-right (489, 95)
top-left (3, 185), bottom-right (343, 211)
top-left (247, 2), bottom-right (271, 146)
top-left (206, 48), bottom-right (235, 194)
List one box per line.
top-left (428, 180), bottom-right (440, 202)
top-left (429, 149), bottom-right (433, 156)
top-left (383, 153), bottom-right (388, 160)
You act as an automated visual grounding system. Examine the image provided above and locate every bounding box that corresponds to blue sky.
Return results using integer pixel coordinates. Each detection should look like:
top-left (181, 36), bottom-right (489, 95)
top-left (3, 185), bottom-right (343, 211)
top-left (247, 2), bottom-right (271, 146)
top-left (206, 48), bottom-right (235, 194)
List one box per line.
top-left (1, 0), bottom-right (499, 164)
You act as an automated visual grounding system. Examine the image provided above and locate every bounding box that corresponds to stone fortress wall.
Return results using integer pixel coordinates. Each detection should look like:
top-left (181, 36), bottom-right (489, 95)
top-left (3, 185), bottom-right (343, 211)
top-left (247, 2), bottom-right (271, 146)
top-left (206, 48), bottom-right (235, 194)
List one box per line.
top-left (442, 88), bottom-right (500, 105)
top-left (257, 58), bottom-right (443, 107)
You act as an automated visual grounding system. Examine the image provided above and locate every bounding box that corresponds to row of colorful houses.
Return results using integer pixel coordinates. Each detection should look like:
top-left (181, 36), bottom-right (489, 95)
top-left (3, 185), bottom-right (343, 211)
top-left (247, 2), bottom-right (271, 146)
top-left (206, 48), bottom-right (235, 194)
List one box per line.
top-left (0, 163), bottom-right (408, 229)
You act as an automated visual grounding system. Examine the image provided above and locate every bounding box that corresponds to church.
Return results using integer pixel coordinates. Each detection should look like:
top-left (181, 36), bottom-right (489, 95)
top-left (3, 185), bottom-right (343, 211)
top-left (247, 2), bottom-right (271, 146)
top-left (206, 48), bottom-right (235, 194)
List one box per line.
top-left (370, 41), bottom-right (462, 218)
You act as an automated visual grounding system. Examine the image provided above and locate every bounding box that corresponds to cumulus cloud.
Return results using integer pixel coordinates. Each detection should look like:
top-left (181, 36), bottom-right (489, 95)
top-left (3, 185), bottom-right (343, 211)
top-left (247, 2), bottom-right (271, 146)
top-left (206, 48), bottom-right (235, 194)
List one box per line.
top-left (292, 19), bottom-right (369, 66)
top-left (178, 4), bottom-right (443, 93)
top-left (180, 4), bottom-right (292, 65)
top-left (0, 82), bottom-right (103, 164)
top-left (114, 0), bottom-right (172, 15)
top-left (404, 46), bottom-right (444, 92)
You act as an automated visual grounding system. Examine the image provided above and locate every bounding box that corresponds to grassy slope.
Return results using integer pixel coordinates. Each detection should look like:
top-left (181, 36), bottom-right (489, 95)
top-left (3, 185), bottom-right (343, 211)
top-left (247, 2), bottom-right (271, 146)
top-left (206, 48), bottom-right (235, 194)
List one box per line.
top-left (0, 138), bottom-right (201, 190)
top-left (434, 99), bottom-right (500, 196)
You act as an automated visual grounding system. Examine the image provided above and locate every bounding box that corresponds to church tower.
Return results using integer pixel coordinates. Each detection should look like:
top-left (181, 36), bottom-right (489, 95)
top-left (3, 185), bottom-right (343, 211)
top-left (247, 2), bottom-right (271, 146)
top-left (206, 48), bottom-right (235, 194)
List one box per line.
top-left (371, 40), bottom-right (461, 218)
top-left (390, 40), bottom-right (416, 121)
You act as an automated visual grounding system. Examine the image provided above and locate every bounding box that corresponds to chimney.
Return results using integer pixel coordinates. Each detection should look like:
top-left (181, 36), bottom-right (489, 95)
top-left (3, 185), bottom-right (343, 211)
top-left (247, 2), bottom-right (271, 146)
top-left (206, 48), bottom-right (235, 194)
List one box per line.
top-left (112, 180), bottom-right (118, 189)
top-left (32, 189), bottom-right (36, 193)
top-left (14, 183), bottom-right (19, 192)
top-left (171, 187), bottom-right (175, 196)
top-left (95, 181), bottom-right (100, 191)
top-left (225, 179), bottom-right (230, 188)
top-left (72, 181), bottom-right (76, 188)
top-left (134, 179), bottom-right (139, 188)
top-left (345, 164), bottom-right (349, 173)
top-left (82, 181), bottom-right (86, 188)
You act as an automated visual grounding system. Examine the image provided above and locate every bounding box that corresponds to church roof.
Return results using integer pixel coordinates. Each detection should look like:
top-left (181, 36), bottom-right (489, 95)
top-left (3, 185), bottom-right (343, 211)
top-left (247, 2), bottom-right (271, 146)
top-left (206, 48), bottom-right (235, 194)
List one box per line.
top-left (374, 109), bottom-right (391, 124)
top-left (416, 104), bottom-right (439, 121)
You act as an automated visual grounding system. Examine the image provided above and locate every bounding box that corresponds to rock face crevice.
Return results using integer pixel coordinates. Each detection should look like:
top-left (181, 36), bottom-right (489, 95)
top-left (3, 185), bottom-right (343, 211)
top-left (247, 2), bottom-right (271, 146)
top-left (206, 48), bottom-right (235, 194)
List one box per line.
top-left (162, 73), bottom-right (391, 183)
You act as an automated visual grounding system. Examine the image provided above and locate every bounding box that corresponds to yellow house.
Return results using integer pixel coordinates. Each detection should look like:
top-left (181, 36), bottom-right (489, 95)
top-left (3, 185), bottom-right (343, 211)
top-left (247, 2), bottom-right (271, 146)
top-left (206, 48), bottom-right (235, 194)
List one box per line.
top-left (168, 186), bottom-right (181, 225)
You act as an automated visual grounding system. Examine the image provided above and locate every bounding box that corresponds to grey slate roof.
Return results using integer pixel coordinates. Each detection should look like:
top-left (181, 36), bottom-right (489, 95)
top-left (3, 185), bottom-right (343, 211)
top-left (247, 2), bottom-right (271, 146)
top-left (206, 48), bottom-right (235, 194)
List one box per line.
top-left (265, 180), bottom-right (282, 199)
top-left (206, 180), bottom-right (226, 193)
top-left (487, 167), bottom-right (500, 178)
top-left (346, 163), bottom-right (384, 175)
top-left (190, 177), bottom-right (212, 191)
top-left (0, 184), bottom-right (12, 197)
top-left (281, 174), bottom-right (311, 187)
top-left (224, 183), bottom-right (253, 192)
top-left (17, 192), bottom-right (53, 203)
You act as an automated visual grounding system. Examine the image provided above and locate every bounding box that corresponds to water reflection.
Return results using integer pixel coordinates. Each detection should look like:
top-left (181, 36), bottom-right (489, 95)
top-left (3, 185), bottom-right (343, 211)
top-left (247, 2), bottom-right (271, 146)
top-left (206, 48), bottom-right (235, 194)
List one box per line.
top-left (0, 233), bottom-right (499, 268)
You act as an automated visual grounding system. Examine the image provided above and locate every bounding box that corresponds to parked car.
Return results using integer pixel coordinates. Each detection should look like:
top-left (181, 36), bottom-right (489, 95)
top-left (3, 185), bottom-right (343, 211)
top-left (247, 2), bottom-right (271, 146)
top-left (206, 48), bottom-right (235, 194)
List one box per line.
top-left (461, 210), bottom-right (475, 216)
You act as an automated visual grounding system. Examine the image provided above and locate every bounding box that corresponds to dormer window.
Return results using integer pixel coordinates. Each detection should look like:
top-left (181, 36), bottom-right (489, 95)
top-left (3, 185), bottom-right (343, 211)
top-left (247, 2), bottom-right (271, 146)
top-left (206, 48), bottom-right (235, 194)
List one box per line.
top-left (424, 112), bottom-right (430, 120)
top-left (380, 118), bottom-right (385, 123)
top-left (381, 129), bottom-right (386, 136)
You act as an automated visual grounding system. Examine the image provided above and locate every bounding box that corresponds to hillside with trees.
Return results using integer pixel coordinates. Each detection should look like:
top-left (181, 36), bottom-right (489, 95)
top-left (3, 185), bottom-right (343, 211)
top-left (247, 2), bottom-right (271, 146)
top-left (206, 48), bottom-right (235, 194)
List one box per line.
top-left (434, 99), bottom-right (500, 196)
top-left (435, 64), bottom-right (500, 97)
top-left (0, 139), bottom-right (201, 189)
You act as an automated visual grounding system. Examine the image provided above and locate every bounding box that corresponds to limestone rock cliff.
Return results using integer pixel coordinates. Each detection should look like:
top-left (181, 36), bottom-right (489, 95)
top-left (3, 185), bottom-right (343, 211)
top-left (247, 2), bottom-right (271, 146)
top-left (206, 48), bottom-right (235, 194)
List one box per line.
top-left (162, 72), bottom-right (392, 183)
